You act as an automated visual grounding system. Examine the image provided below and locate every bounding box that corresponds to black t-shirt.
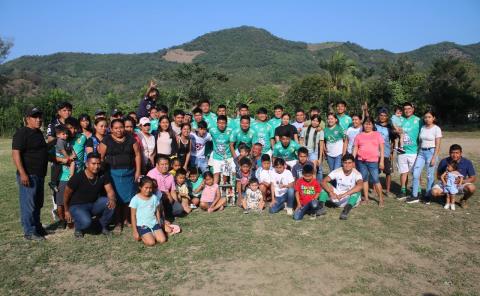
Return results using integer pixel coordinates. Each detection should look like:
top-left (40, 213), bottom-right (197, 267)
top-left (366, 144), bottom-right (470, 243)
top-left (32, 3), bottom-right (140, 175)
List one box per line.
top-left (46, 118), bottom-right (63, 138)
top-left (275, 124), bottom-right (298, 139)
top-left (12, 127), bottom-right (48, 177)
top-left (102, 134), bottom-right (136, 169)
top-left (67, 171), bottom-right (111, 205)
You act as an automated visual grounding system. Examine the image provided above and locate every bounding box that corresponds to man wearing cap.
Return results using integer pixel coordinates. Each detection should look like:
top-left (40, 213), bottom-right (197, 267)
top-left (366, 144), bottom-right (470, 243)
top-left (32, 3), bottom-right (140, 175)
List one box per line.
top-left (47, 101), bottom-right (72, 143)
top-left (12, 107), bottom-right (49, 240)
top-left (94, 109), bottom-right (106, 120)
top-left (110, 109), bottom-right (123, 121)
top-left (375, 108), bottom-right (396, 197)
top-left (137, 81), bottom-right (158, 119)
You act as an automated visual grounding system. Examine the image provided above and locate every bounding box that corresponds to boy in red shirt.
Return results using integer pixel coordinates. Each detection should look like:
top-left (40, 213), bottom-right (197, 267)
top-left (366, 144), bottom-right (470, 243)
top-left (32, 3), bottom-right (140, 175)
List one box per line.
top-left (293, 164), bottom-right (325, 220)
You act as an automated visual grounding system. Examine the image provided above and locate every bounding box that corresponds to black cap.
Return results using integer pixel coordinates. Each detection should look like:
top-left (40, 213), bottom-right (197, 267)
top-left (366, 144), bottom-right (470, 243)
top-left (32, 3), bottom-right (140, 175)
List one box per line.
top-left (25, 107), bottom-right (43, 117)
top-left (56, 101), bottom-right (73, 111)
top-left (111, 108), bottom-right (123, 116)
top-left (378, 107), bottom-right (389, 115)
top-left (95, 109), bottom-right (106, 116)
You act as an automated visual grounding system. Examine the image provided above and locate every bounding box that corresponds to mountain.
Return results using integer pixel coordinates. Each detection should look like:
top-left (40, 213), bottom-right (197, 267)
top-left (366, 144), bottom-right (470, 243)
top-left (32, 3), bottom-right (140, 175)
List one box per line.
top-left (1, 26), bottom-right (479, 100)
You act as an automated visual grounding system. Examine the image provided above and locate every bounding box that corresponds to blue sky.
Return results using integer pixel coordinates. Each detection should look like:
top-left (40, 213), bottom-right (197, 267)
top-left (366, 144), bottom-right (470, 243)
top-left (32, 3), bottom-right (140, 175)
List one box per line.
top-left (1, 0), bottom-right (479, 60)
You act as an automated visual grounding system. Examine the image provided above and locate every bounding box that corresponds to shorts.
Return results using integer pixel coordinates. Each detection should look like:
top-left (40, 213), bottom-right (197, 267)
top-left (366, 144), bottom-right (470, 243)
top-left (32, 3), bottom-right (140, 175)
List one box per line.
top-left (55, 181), bottom-right (68, 206)
top-left (136, 223), bottom-right (162, 237)
top-left (397, 154), bottom-right (417, 174)
top-left (208, 156), bottom-right (236, 174)
top-left (356, 160), bottom-right (380, 184)
top-left (432, 182), bottom-right (473, 196)
top-left (379, 157), bottom-right (393, 175)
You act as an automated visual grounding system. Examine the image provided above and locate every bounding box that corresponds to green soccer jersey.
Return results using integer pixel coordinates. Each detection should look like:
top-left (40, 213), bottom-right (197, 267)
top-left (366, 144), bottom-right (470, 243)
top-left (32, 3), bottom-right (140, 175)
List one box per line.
top-left (72, 133), bottom-right (87, 171)
top-left (268, 117), bottom-right (282, 130)
top-left (230, 127), bottom-right (256, 149)
top-left (202, 112), bottom-right (218, 130)
top-left (273, 140), bottom-right (300, 161)
top-left (337, 114), bottom-right (352, 131)
top-left (251, 121), bottom-right (275, 152)
top-left (401, 115), bottom-right (422, 155)
top-left (209, 126), bottom-right (233, 160)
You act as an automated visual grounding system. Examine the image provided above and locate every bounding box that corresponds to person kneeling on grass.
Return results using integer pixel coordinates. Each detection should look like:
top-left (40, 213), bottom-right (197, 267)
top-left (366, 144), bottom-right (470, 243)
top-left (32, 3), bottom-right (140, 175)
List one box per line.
top-left (242, 178), bottom-right (265, 213)
top-left (293, 164), bottom-right (324, 220)
top-left (199, 172), bottom-right (226, 213)
top-left (319, 154), bottom-right (363, 220)
top-left (130, 176), bottom-right (180, 246)
top-left (269, 158), bottom-right (295, 215)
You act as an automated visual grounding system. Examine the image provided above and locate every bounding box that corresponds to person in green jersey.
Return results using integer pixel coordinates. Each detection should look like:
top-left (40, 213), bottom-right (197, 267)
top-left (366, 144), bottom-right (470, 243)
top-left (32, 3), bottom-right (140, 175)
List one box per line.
top-left (396, 102), bottom-right (422, 200)
top-left (268, 104), bottom-right (284, 130)
top-left (273, 130), bottom-right (300, 168)
top-left (216, 104), bottom-right (236, 131)
top-left (336, 100), bottom-right (352, 131)
top-left (251, 107), bottom-right (275, 155)
top-left (324, 113), bottom-right (346, 172)
top-left (208, 115), bottom-right (235, 184)
top-left (199, 99), bottom-right (217, 130)
top-left (230, 103), bottom-right (253, 132)
top-left (230, 115), bottom-right (257, 158)
top-left (190, 107), bottom-right (203, 131)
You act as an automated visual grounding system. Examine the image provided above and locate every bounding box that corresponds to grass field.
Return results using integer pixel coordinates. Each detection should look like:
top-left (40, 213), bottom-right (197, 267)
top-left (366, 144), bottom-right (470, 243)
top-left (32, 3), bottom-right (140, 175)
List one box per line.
top-left (0, 132), bottom-right (479, 296)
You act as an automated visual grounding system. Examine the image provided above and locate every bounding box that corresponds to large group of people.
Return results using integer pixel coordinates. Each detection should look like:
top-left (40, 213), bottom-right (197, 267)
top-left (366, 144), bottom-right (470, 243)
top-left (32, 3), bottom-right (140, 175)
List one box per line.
top-left (12, 81), bottom-right (477, 246)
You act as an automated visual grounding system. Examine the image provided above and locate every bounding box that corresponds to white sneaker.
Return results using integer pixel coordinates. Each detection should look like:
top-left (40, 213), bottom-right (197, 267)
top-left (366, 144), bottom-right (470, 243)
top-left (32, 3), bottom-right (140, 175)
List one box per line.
top-left (444, 203), bottom-right (450, 210)
top-left (451, 204), bottom-right (456, 211)
top-left (286, 208), bottom-right (293, 216)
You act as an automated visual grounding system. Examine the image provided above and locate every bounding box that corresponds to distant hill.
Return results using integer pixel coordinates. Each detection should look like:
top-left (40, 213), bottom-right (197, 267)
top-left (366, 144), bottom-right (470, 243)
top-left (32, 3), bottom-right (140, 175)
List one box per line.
top-left (1, 26), bottom-right (479, 100)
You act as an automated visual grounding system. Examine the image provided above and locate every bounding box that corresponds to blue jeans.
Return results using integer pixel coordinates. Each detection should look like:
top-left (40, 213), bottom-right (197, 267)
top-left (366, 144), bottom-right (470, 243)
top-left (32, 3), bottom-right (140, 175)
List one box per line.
top-left (412, 148), bottom-right (437, 198)
top-left (293, 199), bottom-right (320, 220)
top-left (356, 160), bottom-right (380, 184)
top-left (69, 197), bottom-right (114, 231)
top-left (17, 174), bottom-right (45, 236)
top-left (308, 151), bottom-right (323, 182)
top-left (190, 156), bottom-right (208, 173)
top-left (269, 188), bottom-right (295, 213)
top-left (327, 155), bottom-right (342, 172)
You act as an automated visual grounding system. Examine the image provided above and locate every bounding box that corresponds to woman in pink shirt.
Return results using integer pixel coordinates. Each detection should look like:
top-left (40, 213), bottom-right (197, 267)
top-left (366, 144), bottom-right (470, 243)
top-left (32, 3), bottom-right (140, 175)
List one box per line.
top-left (353, 117), bottom-right (385, 207)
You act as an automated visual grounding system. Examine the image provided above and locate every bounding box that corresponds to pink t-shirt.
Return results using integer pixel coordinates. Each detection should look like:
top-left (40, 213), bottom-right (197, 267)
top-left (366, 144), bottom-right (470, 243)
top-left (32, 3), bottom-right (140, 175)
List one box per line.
top-left (354, 131), bottom-right (384, 162)
top-left (147, 168), bottom-right (174, 194)
top-left (201, 184), bottom-right (218, 203)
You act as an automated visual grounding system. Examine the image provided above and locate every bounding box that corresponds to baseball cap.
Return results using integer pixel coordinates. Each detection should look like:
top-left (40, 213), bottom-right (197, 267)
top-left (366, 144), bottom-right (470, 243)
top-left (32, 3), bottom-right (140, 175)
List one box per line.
top-left (25, 107), bottom-right (43, 117)
top-left (95, 109), bottom-right (106, 116)
top-left (111, 108), bottom-right (123, 116)
top-left (378, 107), bottom-right (389, 115)
top-left (139, 117), bottom-right (151, 126)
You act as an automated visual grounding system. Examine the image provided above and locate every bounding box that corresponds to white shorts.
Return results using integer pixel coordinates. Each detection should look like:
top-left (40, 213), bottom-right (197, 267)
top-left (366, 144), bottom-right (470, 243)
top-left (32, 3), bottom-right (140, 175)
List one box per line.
top-left (208, 156), bottom-right (236, 174)
top-left (397, 154), bottom-right (417, 174)
top-left (432, 182), bottom-right (473, 196)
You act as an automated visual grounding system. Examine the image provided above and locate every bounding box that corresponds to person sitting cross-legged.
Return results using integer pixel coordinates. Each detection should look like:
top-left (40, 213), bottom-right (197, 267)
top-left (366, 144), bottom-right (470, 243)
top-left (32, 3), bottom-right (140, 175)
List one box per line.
top-left (64, 152), bottom-right (116, 238)
top-left (293, 164), bottom-right (324, 220)
top-left (319, 153), bottom-right (363, 220)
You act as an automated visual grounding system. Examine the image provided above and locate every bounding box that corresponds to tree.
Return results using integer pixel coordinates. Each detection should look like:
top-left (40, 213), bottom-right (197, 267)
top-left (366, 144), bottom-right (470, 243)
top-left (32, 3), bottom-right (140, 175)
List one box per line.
top-left (319, 51), bottom-right (356, 91)
top-left (286, 74), bottom-right (330, 111)
top-left (426, 57), bottom-right (478, 124)
top-left (0, 37), bottom-right (13, 64)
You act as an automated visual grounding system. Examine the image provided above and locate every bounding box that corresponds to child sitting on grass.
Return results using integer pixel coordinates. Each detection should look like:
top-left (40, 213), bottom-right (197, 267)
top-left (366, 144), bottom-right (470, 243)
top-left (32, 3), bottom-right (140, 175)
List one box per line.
top-left (236, 157), bottom-right (255, 206)
top-left (175, 168), bottom-right (193, 214)
top-left (441, 160), bottom-right (463, 211)
top-left (187, 167), bottom-right (203, 208)
top-left (256, 153), bottom-right (274, 202)
top-left (242, 178), bottom-right (265, 213)
top-left (269, 158), bottom-right (295, 215)
top-left (200, 171), bottom-right (226, 213)
top-left (293, 164), bottom-right (323, 220)
top-left (130, 176), bottom-right (175, 246)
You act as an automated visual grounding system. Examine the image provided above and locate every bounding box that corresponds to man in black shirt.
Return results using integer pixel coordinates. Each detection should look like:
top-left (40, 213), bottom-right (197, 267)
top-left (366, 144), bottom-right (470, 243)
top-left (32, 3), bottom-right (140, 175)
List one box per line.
top-left (64, 152), bottom-right (116, 238)
top-left (12, 107), bottom-right (49, 241)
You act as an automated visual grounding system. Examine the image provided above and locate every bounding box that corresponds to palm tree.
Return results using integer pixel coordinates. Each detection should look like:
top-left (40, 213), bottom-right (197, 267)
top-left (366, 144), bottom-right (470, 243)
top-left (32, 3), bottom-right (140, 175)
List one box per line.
top-left (319, 51), bottom-right (356, 91)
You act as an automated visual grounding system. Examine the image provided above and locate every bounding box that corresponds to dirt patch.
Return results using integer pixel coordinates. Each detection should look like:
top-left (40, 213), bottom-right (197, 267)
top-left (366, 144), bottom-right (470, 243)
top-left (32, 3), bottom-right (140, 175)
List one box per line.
top-left (163, 49), bottom-right (205, 63)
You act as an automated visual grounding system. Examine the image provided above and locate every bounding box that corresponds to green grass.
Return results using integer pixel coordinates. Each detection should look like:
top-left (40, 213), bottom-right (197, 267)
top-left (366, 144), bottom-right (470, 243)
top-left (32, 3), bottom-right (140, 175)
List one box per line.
top-left (0, 133), bottom-right (479, 296)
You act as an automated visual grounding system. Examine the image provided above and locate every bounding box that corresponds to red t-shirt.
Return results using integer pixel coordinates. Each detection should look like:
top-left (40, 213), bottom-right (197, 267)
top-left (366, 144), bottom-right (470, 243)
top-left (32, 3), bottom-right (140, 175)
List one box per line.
top-left (294, 178), bottom-right (321, 206)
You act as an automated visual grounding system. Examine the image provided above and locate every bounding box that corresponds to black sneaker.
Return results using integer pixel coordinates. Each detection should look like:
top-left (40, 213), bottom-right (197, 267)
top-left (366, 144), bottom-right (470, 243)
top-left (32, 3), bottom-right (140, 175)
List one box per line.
top-left (101, 228), bottom-right (112, 236)
top-left (340, 204), bottom-right (353, 220)
top-left (36, 226), bottom-right (49, 237)
top-left (74, 230), bottom-right (84, 239)
top-left (24, 234), bottom-right (46, 241)
top-left (58, 220), bottom-right (67, 230)
top-left (315, 207), bottom-right (327, 216)
top-left (48, 182), bottom-right (59, 193)
top-left (406, 196), bottom-right (420, 204)
top-left (396, 192), bottom-right (408, 201)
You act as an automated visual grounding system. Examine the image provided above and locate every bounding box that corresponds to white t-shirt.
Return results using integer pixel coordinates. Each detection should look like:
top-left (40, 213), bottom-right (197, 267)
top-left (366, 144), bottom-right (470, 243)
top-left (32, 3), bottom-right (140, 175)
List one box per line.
top-left (255, 167), bottom-right (274, 184)
top-left (156, 132), bottom-right (172, 155)
top-left (136, 131), bottom-right (155, 164)
top-left (419, 125), bottom-right (442, 149)
top-left (327, 168), bottom-right (362, 195)
top-left (190, 132), bottom-right (212, 158)
top-left (271, 169), bottom-right (295, 197)
top-left (292, 121), bottom-right (305, 134)
top-left (345, 126), bottom-right (362, 154)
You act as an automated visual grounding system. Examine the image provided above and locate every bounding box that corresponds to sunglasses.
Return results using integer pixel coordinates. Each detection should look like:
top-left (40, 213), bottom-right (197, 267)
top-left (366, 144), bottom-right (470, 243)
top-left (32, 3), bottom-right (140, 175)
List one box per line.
top-left (143, 123), bottom-right (151, 126)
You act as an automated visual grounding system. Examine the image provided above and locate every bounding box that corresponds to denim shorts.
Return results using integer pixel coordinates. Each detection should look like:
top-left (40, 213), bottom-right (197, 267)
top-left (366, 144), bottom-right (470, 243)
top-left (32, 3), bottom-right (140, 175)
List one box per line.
top-left (136, 223), bottom-right (162, 237)
top-left (356, 160), bottom-right (380, 184)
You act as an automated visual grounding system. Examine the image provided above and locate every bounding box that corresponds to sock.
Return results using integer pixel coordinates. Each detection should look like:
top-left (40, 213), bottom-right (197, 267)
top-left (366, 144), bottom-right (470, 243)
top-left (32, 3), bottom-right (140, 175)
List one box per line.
top-left (401, 187), bottom-right (406, 193)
